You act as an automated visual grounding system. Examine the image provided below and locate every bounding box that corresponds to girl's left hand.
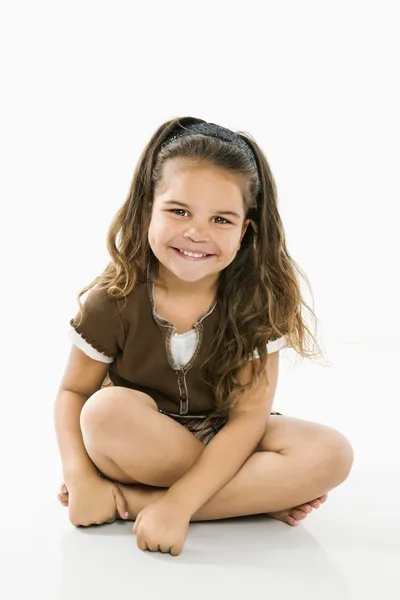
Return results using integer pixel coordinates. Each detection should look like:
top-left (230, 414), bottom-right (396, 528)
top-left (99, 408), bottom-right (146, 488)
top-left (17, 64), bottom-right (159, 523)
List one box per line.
top-left (132, 498), bottom-right (191, 556)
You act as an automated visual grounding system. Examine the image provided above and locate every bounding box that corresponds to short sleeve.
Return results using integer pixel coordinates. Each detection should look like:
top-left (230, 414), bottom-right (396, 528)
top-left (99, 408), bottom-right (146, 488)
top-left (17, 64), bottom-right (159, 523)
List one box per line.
top-left (69, 287), bottom-right (126, 361)
top-left (249, 335), bottom-right (288, 360)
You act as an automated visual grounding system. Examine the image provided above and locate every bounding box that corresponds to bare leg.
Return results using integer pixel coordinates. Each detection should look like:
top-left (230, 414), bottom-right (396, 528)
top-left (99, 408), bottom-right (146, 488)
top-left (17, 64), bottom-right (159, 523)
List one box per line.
top-left (78, 387), bottom-right (353, 524)
top-left (58, 477), bottom-right (329, 526)
top-left (116, 480), bottom-right (330, 524)
top-left (114, 440), bottom-right (341, 522)
top-left (80, 388), bottom-right (206, 487)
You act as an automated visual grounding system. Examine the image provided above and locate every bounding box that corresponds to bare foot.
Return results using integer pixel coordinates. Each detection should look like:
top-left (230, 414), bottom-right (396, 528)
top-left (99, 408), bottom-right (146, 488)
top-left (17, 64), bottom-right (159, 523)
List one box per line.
top-left (56, 482), bottom-right (161, 519)
top-left (267, 494), bottom-right (328, 526)
top-left (57, 483), bottom-right (328, 527)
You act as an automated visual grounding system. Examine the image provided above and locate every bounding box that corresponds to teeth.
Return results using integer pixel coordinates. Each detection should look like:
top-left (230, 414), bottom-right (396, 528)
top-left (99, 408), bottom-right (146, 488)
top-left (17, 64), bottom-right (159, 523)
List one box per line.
top-left (179, 249), bottom-right (208, 258)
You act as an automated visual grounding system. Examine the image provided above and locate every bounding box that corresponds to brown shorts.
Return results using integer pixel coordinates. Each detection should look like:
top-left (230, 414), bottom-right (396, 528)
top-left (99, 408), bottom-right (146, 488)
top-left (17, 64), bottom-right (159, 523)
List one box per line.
top-left (159, 409), bottom-right (283, 445)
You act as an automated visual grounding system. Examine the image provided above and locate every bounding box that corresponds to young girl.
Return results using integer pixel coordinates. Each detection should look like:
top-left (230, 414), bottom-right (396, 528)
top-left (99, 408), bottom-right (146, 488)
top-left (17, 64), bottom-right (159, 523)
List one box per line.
top-left (54, 117), bottom-right (354, 556)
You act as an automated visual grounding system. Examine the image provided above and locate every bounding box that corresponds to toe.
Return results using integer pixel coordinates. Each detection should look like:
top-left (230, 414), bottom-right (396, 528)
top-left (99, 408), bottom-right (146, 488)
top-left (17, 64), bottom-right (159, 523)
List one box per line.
top-left (268, 510), bottom-right (299, 526)
top-left (291, 508), bottom-right (307, 521)
top-left (309, 494), bottom-right (328, 509)
top-left (297, 503), bottom-right (313, 514)
top-left (278, 513), bottom-right (299, 526)
top-left (314, 494), bottom-right (327, 505)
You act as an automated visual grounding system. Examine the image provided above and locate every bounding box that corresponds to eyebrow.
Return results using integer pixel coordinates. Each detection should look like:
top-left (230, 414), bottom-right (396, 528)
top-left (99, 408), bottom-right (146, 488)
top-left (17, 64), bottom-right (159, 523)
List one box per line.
top-left (163, 200), bottom-right (242, 220)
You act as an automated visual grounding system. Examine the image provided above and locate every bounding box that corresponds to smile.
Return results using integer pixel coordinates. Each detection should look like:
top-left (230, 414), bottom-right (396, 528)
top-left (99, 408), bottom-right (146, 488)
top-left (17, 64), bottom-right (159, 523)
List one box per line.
top-left (172, 248), bottom-right (214, 261)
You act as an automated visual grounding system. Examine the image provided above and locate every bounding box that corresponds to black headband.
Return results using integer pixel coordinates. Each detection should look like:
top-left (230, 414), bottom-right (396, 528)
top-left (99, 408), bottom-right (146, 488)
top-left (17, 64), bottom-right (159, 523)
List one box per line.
top-left (160, 121), bottom-right (258, 171)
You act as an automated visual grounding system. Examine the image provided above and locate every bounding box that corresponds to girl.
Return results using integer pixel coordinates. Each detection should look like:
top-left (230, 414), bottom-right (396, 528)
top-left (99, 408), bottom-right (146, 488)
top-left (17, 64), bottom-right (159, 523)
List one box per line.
top-left (54, 117), bottom-right (354, 556)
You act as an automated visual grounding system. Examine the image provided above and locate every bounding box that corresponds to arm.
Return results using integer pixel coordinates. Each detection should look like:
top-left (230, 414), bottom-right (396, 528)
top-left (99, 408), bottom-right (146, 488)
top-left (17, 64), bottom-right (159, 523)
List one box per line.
top-left (164, 351), bottom-right (280, 517)
top-left (54, 390), bottom-right (97, 482)
top-left (54, 345), bottom-right (110, 485)
top-left (59, 288), bottom-right (125, 483)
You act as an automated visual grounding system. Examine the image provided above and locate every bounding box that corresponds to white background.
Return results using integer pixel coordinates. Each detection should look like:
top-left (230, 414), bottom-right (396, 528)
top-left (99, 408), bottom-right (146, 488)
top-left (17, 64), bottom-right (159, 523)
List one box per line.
top-left (0, 1), bottom-right (399, 598)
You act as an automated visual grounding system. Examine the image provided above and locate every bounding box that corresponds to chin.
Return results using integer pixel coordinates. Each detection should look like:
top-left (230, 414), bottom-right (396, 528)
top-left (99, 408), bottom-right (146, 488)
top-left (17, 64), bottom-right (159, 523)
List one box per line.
top-left (171, 270), bottom-right (214, 283)
top-left (170, 261), bottom-right (222, 283)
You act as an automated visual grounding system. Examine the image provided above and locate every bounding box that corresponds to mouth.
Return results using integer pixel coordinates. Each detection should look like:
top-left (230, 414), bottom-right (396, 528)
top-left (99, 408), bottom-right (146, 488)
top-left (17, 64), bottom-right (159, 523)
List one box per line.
top-left (171, 247), bottom-right (215, 261)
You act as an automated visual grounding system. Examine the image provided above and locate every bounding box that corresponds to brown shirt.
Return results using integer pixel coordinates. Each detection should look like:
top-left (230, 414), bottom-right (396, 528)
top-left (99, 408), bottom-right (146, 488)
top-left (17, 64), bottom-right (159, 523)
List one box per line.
top-left (70, 270), bottom-right (222, 417)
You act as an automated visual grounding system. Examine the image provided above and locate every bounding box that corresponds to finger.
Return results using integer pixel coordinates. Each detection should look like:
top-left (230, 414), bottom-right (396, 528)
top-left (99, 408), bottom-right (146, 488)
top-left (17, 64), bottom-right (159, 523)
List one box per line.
top-left (136, 534), bottom-right (148, 552)
top-left (113, 486), bottom-right (129, 520)
top-left (169, 544), bottom-right (182, 557)
top-left (146, 541), bottom-right (161, 552)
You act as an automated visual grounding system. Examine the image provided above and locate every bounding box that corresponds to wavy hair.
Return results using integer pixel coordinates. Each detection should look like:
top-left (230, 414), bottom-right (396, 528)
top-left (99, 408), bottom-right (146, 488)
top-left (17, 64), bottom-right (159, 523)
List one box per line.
top-left (73, 116), bottom-right (329, 417)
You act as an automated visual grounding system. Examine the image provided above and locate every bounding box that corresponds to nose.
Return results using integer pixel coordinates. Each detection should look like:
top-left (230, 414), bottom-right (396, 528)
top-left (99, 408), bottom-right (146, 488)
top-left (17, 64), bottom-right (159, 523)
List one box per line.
top-left (183, 222), bottom-right (210, 243)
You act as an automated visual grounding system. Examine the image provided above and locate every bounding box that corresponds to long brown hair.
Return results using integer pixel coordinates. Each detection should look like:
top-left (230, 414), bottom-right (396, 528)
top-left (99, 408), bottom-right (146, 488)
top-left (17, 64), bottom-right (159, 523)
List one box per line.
top-left (74, 116), bottom-right (329, 417)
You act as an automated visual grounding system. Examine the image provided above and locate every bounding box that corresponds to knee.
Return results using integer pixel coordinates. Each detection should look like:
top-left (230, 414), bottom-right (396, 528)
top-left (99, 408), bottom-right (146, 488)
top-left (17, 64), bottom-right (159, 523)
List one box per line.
top-left (317, 428), bottom-right (354, 485)
top-left (80, 387), bottom-right (157, 434)
top-left (80, 387), bottom-right (115, 432)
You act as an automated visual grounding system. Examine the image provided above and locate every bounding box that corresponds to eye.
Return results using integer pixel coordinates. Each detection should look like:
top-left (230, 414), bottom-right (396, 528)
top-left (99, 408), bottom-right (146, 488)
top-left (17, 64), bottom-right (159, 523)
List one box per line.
top-left (169, 209), bottom-right (189, 217)
top-left (213, 216), bottom-right (230, 225)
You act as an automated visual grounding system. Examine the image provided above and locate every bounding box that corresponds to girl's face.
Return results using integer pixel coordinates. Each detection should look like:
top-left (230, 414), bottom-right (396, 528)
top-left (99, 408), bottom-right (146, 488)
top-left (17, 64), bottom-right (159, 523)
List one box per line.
top-left (148, 159), bottom-right (250, 288)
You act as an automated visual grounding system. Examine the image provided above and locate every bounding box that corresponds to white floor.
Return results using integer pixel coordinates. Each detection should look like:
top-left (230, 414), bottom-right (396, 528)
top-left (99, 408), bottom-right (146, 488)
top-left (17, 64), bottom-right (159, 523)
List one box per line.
top-left (1, 342), bottom-right (399, 599)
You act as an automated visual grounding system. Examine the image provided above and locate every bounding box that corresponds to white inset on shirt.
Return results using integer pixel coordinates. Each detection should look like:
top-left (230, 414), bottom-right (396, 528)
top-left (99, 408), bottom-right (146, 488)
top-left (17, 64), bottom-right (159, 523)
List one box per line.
top-left (68, 327), bottom-right (287, 368)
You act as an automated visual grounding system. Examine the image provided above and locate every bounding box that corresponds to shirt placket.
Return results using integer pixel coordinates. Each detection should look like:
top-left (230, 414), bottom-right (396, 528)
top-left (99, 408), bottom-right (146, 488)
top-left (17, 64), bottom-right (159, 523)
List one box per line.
top-left (176, 369), bottom-right (189, 414)
top-left (148, 271), bottom-right (216, 416)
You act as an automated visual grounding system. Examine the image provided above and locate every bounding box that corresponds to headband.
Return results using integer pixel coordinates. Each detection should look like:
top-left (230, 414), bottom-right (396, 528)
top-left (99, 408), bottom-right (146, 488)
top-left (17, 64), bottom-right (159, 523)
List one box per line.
top-left (160, 121), bottom-right (258, 171)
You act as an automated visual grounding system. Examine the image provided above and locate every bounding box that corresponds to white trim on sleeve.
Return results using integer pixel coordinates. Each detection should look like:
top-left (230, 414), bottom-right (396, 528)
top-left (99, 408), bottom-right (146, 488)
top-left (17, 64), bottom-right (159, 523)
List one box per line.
top-left (249, 335), bottom-right (288, 360)
top-left (267, 335), bottom-right (288, 353)
top-left (68, 328), bottom-right (114, 364)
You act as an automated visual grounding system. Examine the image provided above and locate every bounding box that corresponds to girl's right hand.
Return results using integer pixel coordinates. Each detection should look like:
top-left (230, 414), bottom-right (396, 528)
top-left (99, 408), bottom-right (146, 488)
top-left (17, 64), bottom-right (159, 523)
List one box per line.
top-left (60, 476), bottom-right (129, 527)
